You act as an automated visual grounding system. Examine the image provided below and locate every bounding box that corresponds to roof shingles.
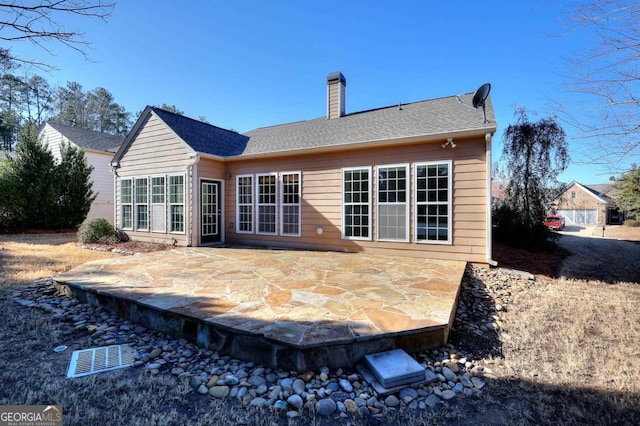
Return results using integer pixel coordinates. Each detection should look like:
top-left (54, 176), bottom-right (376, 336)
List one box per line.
top-left (45, 122), bottom-right (124, 153)
top-left (126, 92), bottom-right (496, 160)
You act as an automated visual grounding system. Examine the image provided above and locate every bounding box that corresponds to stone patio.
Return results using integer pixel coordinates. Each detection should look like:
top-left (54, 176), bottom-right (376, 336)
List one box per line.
top-left (54, 247), bottom-right (466, 371)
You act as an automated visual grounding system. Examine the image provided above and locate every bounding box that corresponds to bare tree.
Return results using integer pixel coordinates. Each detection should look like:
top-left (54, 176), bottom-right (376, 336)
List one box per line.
top-left (556, 1), bottom-right (640, 171)
top-left (0, 1), bottom-right (115, 68)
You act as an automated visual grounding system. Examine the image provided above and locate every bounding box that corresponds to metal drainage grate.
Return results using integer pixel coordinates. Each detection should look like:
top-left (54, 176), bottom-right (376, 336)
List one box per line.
top-left (67, 345), bottom-right (135, 378)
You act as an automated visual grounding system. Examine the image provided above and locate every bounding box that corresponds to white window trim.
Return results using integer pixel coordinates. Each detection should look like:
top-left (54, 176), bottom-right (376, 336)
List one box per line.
top-left (134, 177), bottom-right (149, 231)
top-left (236, 174), bottom-right (254, 234)
top-left (280, 171), bottom-right (301, 237)
top-left (376, 163), bottom-right (410, 243)
top-left (342, 166), bottom-right (372, 241)
top-left (414, 160), bottom-right (453, 245)
top-left (120, 178), bottom-right (133, 231)
top-left (256, 172), bottom-right (278, 235)
top-left (168, 174), bottom-right (186, 234)
top-left (150, 175), bottom-right (167, 233)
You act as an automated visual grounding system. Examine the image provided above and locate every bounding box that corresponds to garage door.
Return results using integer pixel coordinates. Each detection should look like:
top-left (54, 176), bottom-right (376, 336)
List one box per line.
top-left (557, 209), bottom-right (598, 225)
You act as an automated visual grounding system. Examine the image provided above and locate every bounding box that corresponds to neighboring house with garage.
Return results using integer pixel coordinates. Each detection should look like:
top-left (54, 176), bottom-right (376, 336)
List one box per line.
top-left (552, 179), bottom-right (625, 226)
top-left (110, 72), bottom-right (497, 264)
top-left (39, 122), bottom-right (124, 224)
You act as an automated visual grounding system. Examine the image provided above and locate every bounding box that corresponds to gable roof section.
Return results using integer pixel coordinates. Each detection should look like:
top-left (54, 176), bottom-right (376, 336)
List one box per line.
top-left (241, 93), bottom-right (496, 157)
top-left (43, 122), bottom-right (124, 153)
top-left (151, 107), bottom-right (249, 156)
top-left (113, 106), bottom-right (250, 166)
top-left (561, 181), bottom-right (609, 204)
top-left (114, 92), bottom-right (496, 165)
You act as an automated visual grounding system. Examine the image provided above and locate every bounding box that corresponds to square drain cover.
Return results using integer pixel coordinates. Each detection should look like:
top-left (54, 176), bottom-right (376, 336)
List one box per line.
top-left (67, 345), bottom-right (135, 378)
top-left (364, 349), bottom-right (425, 388)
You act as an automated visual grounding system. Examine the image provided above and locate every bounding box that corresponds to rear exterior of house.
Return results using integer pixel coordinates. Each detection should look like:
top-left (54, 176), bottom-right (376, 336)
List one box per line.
top-left (112, 73), bottom-right (496, 264)
top-left (39, 122), bottom-right (123, 223)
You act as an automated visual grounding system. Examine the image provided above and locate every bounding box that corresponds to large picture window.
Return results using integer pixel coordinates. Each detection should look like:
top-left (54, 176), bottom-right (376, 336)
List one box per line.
top-left (257, 173), bottom-right (277, 234)
top-left (415, 161), bottom-right (452, 243)
top-left (342, 167), bottom-right (371, 239)
top-left (377, 164), bottom-right (408, 241)
top-left (135, 178), bottom-right (149, 231)
top-left (236, 175), bottom-right (253, 233)
top-left (169, 175), bottom-right (185, 233)
top-left (281, 172), bottom-right (301, 236)
top-left (121, 179), bottom-right (132, 230)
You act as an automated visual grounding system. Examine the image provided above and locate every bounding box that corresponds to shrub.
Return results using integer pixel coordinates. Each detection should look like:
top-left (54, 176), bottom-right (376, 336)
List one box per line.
top-left (624, 219), bottom-right (640, 227)
top-left (114, 228), bottom-right (130, 242)
top-left (77, 218), bottom-right (115, 244)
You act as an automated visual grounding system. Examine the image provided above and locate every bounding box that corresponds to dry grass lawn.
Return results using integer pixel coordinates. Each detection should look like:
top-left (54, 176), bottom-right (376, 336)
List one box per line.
top-left (1, 231), bottom-right (639, 425)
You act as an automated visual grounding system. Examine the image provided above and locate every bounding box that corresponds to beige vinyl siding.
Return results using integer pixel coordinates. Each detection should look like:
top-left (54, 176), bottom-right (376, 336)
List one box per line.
top-left (114, 113), bottom-right (193, 245)
top-left (225, 137), bottom-right (488, 263)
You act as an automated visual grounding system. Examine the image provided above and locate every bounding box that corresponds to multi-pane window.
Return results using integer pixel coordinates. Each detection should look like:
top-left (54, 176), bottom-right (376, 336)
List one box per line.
top-left (135, 178), bottom-right (149, 230)
top-left (377, 165), bottom-right (408, 241)
top-left (257, 173), bottom-right (277, 234)
top-left (121, 179), bottom-right (133, 230)
top-left (415, 161), bottom-right (451, 243)
top-left (151, 177), bottom-right (166, 232)
top-left (281, 172), bottom-right (301, 236)
top-left (236, 175), bottom-right (253, 233)
top-left (169, 175), bottom-right (185, 233)
top-left (343, 167), bottom-right (371, 239)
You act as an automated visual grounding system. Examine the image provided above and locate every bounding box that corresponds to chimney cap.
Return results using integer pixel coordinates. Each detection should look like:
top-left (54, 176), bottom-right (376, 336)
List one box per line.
top-left (327, 71), bottom-right (346, 85)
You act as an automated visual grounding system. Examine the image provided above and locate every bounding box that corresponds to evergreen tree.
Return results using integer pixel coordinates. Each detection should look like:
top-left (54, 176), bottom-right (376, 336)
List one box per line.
top-left (55, 142), bottom-right (96, 228)
top-left (1, 124), bottom-right (58, 228)
top-left (615, 165), bottom-right (640, 220)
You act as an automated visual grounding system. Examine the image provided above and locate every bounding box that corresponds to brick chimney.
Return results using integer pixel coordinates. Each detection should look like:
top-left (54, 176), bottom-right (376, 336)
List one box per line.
top-left (327, 71), bottom-right (346, 119)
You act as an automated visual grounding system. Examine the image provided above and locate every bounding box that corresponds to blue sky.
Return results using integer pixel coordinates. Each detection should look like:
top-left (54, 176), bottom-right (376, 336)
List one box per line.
top-left (9, 0), bottom-right (627, 183)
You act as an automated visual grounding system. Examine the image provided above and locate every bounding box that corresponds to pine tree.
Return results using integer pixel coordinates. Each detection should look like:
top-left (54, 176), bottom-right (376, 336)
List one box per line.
top-left (55, 142), bottom-right (96, 228)
top-left (1, 124), bottom-right (58, 228)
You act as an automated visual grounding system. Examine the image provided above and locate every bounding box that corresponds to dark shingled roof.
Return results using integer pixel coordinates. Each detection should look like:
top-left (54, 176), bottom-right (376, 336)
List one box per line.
top-left (117, 91), bottom-right (496, 163)
top-left (151, 107), bottom-right (249, 157)
top-left (45, 122), bottom-right (124, 153)
top-left (241, 93), bottom-right (495, 156)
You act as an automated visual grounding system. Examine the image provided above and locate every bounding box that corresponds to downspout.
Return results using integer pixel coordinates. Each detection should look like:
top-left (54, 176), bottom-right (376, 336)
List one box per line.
top-left (186, 153), bottom-right (201, 247)
top-left (110, 164), bottom-right (119, 228)
top-left (485, 132), bottom-right (498, 266)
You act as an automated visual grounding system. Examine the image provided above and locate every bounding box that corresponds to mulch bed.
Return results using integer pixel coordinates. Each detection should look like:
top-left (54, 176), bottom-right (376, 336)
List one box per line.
top-left (492, 242), bottom-right (568, 280)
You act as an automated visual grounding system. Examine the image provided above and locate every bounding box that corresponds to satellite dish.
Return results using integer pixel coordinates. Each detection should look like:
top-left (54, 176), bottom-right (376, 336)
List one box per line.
top-left (472, 83), bottom-right (491, 123)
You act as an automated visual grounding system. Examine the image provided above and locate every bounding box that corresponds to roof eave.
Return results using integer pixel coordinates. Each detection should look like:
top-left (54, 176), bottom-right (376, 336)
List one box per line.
top-left (225, 126), bottom-right (496, 161)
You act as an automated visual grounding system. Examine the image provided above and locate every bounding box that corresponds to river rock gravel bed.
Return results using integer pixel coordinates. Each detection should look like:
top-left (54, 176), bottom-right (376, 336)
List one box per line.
top-left (12, 265), bottom-right (534, 421)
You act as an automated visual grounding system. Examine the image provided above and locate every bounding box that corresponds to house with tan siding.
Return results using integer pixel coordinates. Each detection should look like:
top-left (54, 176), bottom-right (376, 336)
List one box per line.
top-left (39, 122), bottom-right (124, 224)
top-left (111, 72), bottom-right (497, 264)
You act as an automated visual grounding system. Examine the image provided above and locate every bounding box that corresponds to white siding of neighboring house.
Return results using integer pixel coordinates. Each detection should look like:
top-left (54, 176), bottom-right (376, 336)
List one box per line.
top-left (85, 150), bottom-right (116, 223)
top-left (39, 123), bottom-right (116, 224)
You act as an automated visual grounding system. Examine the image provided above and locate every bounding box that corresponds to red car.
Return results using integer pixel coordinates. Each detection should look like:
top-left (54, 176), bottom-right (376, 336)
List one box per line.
top-left (543, 214), bottom-right (565, 231)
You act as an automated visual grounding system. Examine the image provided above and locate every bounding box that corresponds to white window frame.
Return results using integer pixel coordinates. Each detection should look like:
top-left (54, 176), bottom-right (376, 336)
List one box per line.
top-left (134, 177), bottom-right (149, 231)
top-left (150, 175), bottom-right (166, 233)
top-left (236, 174), bottom-right (253, 234)
top-left (168, 174), bottom-right (186, 234)
top-left (376, 163), bottom-right (409, 242)
top-left (414, 161), bottom-right (452, 244)
top-left (280, 171), bottom-right (301, 237)
top-left (342, 166), bottom-right (372, 240)
top-left (120, 178), bottom-right (133, 230)
top-left (256, 173), bottom-right (278, 235)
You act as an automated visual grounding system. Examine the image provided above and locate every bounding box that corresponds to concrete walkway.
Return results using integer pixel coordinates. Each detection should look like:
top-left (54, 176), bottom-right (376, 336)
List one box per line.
top-left (54, 247), bottom-right (466, 370)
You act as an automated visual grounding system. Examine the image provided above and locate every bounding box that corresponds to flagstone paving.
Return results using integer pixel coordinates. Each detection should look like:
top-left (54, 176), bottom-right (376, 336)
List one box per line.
top-left (54, 247), bottom-right (466, 370)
